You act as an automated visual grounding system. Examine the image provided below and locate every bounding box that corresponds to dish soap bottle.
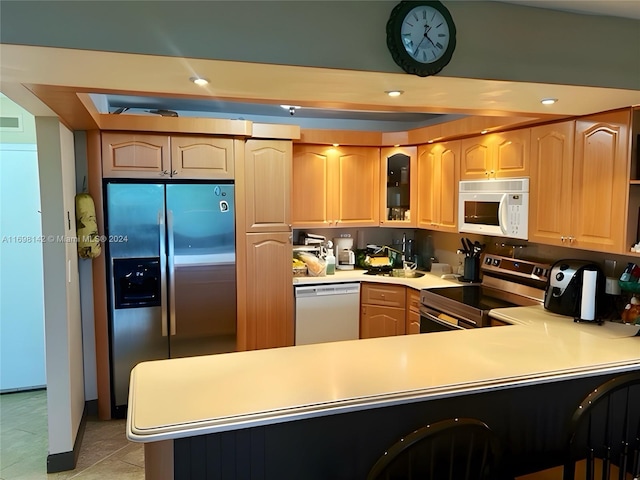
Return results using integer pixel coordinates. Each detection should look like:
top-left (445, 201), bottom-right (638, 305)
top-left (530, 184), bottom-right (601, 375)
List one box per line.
top-left (326, 248), bottom-right (336, 275)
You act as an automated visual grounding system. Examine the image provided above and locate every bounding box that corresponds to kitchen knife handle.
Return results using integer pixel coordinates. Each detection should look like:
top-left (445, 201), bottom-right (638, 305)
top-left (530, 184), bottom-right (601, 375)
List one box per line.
top-left (158, 210), bottom-right (168, 337)
top-left (167, 210), bottom-right (176, 336)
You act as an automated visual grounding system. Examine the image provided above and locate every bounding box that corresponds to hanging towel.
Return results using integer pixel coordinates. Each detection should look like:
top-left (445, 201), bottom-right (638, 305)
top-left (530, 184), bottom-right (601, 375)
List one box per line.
top-left (75, 193), bottom-right (102, 259)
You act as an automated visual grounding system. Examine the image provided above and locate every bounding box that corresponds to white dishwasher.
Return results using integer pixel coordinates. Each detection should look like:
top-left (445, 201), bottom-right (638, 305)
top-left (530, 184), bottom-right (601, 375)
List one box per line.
top-left (294, 283), bottom-right (361, 345)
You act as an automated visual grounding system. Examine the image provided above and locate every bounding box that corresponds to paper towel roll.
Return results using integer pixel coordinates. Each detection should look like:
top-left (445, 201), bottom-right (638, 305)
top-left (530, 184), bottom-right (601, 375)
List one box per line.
top-left (580, 270), bottom-right (597, 321)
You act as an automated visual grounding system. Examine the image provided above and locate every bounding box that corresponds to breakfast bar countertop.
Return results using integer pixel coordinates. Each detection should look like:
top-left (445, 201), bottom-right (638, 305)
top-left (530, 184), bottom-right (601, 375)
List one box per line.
top-left (127, 304), bottom-right (640, 443)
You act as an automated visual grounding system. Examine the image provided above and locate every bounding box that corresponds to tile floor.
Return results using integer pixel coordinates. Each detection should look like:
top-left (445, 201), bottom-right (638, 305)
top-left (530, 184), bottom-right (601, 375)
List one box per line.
top-left (0, 390), bottom-right (145, 480)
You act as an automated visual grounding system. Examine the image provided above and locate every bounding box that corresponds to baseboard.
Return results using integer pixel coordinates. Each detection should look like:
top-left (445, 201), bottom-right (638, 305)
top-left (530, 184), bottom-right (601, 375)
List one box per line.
top-left (46, 399), bottom-right (92, 473)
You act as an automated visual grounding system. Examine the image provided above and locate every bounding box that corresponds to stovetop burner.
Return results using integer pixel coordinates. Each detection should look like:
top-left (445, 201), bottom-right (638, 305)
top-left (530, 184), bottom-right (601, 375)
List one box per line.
top-left (426, 285), bottom-right (517, 311)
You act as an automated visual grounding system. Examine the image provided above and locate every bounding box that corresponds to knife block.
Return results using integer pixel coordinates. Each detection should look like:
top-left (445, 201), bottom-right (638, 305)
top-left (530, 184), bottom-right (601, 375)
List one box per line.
top-left (462, 256), bottom-right (480, 283)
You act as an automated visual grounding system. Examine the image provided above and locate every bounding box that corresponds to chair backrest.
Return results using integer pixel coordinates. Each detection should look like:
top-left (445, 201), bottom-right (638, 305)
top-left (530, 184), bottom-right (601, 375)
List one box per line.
top-left (366, 417), bottom-right (504, 480)
top-left (564, 371), bottom-right (640, 480)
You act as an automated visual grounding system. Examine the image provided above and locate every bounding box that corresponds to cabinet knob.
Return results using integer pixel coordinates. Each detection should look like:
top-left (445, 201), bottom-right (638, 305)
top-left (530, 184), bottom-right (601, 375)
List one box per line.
top-left (172, 170), bottom-right (178, 176)
top-left (160, 170), bottom-right (170, 177)
top-left (560, 236), bottom-right (566, 243)
top-left (484, 171), bottom-right (489, 176)
top-left (569, 236), bottom-right (575, 244)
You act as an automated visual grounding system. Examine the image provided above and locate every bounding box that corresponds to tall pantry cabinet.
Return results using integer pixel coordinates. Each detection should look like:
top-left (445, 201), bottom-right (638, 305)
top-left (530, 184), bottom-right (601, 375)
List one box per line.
top-left (236, 139), bottom-right (294, 351)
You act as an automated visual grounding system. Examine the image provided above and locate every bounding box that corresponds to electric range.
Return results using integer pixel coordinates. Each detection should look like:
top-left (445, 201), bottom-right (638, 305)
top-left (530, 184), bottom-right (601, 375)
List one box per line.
top-left (420, 254), bottom-right (551, 331)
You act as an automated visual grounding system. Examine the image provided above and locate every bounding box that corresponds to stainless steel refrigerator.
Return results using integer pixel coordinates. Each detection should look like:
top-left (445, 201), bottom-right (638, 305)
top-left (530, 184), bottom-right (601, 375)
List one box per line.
top-left (105, 182), bottom-right (236, 415)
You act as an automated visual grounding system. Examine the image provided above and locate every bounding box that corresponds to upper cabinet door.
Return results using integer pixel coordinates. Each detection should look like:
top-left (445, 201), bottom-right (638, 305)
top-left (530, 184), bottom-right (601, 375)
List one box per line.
top-left (571, 110), bottom-right (630, 252)
top-left (102, 132), bottom-right (170, 178)
top-left (417, 140), bottom-right (460, 232)
top-left (334, 146), bottom-right (380, 227)
top-left (492, 129), bottom-right (530, 178)
top-left (291, 145), bottom-right (332, 228)
top-left (460, 129), bottom-right (529, 180)
top-left (460, 137), bottom-right (491, 180)
top-left (171, 136), bottom-right (235, 180)
top-left (438, 141), bottom-right (460, 231)
top-left (380, 146), bottom-right (417, 227)
top-left (528, 121), bottom-right (575, 246)
top-left (243, 139), bottom-right (292, 233)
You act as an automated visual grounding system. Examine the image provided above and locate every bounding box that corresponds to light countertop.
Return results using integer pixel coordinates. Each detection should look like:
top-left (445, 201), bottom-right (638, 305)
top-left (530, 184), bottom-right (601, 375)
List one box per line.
top-left (127, 304), bottom-right (639, 443)
top-left (293, 268), bottom-right (459, 289)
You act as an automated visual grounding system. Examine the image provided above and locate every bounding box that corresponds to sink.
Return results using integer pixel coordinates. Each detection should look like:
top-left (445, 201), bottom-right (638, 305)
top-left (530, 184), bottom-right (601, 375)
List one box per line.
top-left (364, 270), bottom-right (425, 278)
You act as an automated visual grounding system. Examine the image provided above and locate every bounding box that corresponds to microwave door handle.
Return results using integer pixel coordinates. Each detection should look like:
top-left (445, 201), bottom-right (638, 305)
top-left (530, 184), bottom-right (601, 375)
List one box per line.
top-left (498, 193), bottom-right (509, 235)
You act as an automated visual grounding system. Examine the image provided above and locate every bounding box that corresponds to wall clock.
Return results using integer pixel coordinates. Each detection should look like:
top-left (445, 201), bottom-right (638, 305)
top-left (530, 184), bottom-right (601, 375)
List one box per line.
top-left (386, 1), bottom-right (457, 77)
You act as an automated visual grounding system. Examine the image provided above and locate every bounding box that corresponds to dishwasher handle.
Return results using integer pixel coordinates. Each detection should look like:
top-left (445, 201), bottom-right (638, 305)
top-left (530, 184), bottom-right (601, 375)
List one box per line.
top-left (295, 283), bottom-right (360, 298)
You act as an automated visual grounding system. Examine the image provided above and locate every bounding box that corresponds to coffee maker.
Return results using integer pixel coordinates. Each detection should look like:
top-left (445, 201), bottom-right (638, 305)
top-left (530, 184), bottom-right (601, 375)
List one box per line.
top-left (544, 260), bottom-right (606, 321)
top-left (334, 237), bottom-right (355, 270)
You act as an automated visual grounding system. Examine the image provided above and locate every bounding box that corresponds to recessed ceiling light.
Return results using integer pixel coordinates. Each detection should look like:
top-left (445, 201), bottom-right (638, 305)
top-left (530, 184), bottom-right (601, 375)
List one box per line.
top-left (385, 90), bottom-right (404, 97)
top-left (541, 98), bottom-right (558, 105)
top-left (480, 130), bottom-right (489, 134)
top-left (332, 143), bottom-right (340, 147)
top-left (280, 104), bottom-right (301, 110)
top-left (189, 76), bottom-right (210, 86)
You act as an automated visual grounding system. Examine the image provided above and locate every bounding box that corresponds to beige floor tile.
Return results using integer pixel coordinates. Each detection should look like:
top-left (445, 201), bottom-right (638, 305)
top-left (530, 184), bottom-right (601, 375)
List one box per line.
top-left (1, 390), bottom-right (145, 480)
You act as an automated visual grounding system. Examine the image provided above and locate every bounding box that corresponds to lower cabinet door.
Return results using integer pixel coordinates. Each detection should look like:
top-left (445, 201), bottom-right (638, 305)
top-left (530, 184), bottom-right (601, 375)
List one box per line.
top-left (360, 305), bottom-right (406, 338)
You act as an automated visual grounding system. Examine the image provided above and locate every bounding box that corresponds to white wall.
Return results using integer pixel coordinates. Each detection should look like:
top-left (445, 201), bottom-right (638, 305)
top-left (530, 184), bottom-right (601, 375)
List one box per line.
top-left (36, 117), bottom-right (84, 455)
top-left (0, 143), bottom-right (46, 391)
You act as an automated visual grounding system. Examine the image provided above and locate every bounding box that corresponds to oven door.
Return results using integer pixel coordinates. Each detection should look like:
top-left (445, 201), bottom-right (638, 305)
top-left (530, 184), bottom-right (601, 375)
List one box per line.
top-left (419, 305), bottom-right (475, 333)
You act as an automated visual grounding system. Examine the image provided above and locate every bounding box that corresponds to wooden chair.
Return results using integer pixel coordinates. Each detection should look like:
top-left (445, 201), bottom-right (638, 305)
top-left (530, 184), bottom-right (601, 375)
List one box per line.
top-left (366, 417), bottom-right (506, 480)
top-left (518, 371), bottom-right (640, 480)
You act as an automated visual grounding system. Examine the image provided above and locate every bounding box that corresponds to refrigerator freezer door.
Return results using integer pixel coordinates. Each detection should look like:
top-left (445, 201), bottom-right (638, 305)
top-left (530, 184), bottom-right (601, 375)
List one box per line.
top-left (166, 184), bottom-right (237, 357)
top-left (106, 183), bottom-right (168, 411)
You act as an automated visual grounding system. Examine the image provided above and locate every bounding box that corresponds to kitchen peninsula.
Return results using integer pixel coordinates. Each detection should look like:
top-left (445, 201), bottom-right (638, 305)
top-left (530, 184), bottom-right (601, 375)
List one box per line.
top-left (127, 274), bottom-right (640, 480)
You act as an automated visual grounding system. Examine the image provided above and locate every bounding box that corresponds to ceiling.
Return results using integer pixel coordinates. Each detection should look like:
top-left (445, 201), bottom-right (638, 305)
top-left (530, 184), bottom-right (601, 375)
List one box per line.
top-left (1, 1), bottom-right (639, 131)
top-left (495, 1), bottom-right (640, 20)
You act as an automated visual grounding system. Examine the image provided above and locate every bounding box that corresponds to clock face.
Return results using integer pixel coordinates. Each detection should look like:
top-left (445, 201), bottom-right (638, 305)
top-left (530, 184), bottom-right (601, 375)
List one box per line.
top-left (401, 5), bottom-right (450, 64)
top-left (386, 1), bottom-right (457, 77)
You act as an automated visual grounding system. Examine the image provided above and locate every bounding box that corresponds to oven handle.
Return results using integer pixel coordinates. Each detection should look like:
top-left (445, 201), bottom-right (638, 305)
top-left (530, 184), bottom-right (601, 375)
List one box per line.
top-left (419, 306), bottom-right (465, 330)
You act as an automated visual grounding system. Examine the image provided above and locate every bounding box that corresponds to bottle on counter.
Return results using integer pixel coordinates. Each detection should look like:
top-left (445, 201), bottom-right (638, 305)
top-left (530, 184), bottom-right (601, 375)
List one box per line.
top-left (326, 248), bottom-right (336, 275)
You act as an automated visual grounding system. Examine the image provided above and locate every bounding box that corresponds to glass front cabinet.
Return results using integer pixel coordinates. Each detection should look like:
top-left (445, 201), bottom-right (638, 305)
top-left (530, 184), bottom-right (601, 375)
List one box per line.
top-left (380, 146), bottom-right (417, 227)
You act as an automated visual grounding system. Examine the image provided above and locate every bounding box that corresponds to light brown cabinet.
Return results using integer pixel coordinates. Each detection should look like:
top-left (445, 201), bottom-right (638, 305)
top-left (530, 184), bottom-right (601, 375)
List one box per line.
top-left (406, 288), bottom-right (421, 335)
top-left (292, 144), bottom-right (380, 228)
top-left (417, 140), bottom-right (460, 232)
top-left (380, 146), bottom-right (417, 227)
top-left (243, 139), bottom-right (292, 233)
top-left (171, 136), bottom-right (234, 179)
top-left (243, 232), bottom-right (294, 349)
top-left (236, 140), bottom-right (294, 351)
top-left (571, 110), bottom-right (630, 252)
top-left (460, 129), bottom-right (530, 180)
top-left (530, 112), bottom-right (630, 252)
top-left (101, 132), bottom-right (234, 179)
top-left (360, 283), bottom-right (406, 339)
top-left (529, 121), bottom-right (576, 246)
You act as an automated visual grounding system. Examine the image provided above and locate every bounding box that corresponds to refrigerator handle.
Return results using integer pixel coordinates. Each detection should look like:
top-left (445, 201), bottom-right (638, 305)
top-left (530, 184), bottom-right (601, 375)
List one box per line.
top-left (167, 210), bottom-right (177, 336)
top-left (158, 210), bottom-right (168, 337)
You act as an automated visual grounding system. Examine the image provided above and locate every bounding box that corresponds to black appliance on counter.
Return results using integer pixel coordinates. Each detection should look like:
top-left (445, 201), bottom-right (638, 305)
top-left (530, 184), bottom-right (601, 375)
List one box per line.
top-left (544, 260), bottom-right (606, 321)
top-left (420, 254), bottom-right (551, 332)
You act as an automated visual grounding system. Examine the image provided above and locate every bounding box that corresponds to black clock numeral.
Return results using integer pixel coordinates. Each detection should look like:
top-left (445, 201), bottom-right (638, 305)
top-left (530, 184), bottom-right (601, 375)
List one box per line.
top-left (422, 50), bottom-right (427, 61)
top-left (431, 12), bottom-right (436, 21)
top-left (436, 22), bottom-right (443, 28)
top-left (436, 42), bottom-right (444, 49)
top-left (413, 12), bottom-right (419, 21)
top-left (404, 21), bottom-right (415, 28)
top-left (438, 33), bottom-right (446, 37)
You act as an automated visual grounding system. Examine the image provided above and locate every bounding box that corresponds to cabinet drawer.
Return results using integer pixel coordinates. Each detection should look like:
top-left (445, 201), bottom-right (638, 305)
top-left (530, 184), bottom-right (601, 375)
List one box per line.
top-left (406, 288), bottom-right (420, 313)
top-left (361, 283), bottom-right (406, 308)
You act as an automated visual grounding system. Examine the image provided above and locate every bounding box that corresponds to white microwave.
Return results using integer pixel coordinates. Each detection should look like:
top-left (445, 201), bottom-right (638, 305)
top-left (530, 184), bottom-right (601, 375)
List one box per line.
top-left (458, 178), bottom-right (529, 240)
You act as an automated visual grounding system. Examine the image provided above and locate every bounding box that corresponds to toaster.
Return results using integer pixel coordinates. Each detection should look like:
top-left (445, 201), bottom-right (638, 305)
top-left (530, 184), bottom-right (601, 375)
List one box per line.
top-left (544, 260), bottom-right (606, 320)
